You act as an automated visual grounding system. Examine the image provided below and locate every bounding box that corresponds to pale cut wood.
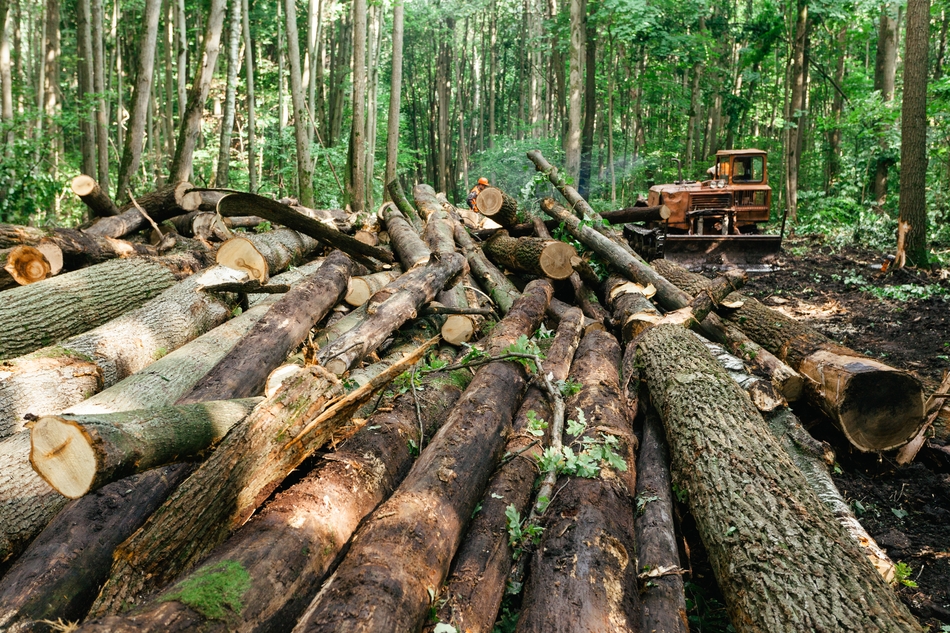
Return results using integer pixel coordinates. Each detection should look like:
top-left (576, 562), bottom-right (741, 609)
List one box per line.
top-left (475, 187), bottom-right (519, 227)
top-left (345, 270), bottom-right (401, 306)
top-left (35, 240), bottom-right (64, 275)
top-left (71, 174), bottom-right (121, 217)
top-left (482, 230), bottom-right (576, 279)
top-left (0, 245), bottom-right (51, 289)
top-left (216, 227), bottom-right (321, 282)
top-left (30, 399), bottom-right (260, 498)
top-left (264, 363), bottom-right (306, 398)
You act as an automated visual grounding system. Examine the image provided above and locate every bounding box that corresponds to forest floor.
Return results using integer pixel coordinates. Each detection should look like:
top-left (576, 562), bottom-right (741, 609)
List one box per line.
top-left (679, 236), bottom-right (950, 632)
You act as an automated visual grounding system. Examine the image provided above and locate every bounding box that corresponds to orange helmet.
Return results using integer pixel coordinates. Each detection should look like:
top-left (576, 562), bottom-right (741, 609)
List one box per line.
top-left (477, 177), bottom-right (489, 186)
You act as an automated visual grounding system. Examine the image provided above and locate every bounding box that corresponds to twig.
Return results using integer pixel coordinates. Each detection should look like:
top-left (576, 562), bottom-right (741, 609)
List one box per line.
top-left (410, 364), bottom-right (424, 448)
top-left (127, 189), bottom-right (164, 237)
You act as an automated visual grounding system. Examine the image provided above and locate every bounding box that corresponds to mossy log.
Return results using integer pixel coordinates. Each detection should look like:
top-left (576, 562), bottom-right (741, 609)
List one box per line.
top-left (84, 182), bottom-right (191, 238)
top-left (433, 307), bottom-right (584, 633)
top-left (435, 278), bottom-right (480, 346)
top-left (71, 174), bottom-right (121, 217)
top-left (290, 280), bottom-right (553, 633)
top-left (636, 323), bottom-right (923, 632)
top-left (483, 230), bottom-right (576, 280)
top-left (0, 465), bottom-right (193, 632)
top-left (0, 245), bottom-right (52, 290)
top-left (30, 399), bottom-right (260, 499)
top-left (386, 177), bottom-right (424, 232)
top-left (381, 202), bottom-right (431, 269)
top-left (475, 187), bottom-right (520, 228)
top-left (454, 223), bottom-right (521, 315)
top-left (517, 329), bottom-right (639, 633)
top-left (651, 258), bottom-right (925, 452)
top-left (215, 227), bottom-right (321, 283)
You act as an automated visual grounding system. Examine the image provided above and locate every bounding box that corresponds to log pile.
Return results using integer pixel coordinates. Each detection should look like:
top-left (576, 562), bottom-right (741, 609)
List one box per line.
top-left (0, 168), bottom-right (927, 633)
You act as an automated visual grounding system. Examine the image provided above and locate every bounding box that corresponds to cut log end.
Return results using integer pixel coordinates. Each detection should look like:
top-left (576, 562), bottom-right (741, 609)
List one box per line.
top-left (325, 357), bottom-right (349, 376)
top-left (5, 245), bottom-right (52, 285)
top-left (345, 278), bottom-right (372, 307)
top-left (265, 363), bottom-right (308, 398)
top-left (70, 174), bottom-right (98, 197)
top-left (36, 240), bottom-right (64, 275)
top-left (839, 368), bottom-right (926, 452)
top-left (538, 241), bottom-right (577, 280)
top-left (441, 315), bottom-right (476, 345)
top-left (476, 187), bottom-right (503, 216)
top-left (30, 416), bottom-right (97, 499)
top-left (216, 236), bottom-right (269, 282)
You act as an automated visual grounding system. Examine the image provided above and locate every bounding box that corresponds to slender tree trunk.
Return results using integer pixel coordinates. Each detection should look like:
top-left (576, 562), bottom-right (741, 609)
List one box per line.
top-left (364, 4), bottom-right (381, 208)
top-left (115, 0), bottom-right (161, 203)
top-left (169, 0), bottom-right (227, 183)
top-left (873, 3), bottom-right (898, 206)
top-left (77, 0), bottom-right (96, 180)
top-left (175, 0), bottom-right (186, 118)
top-left (434, 19), bottom-right (451, 193)
top-left (242, 0), bottom-right (256, 192)
top-left (577, 7), bottom-right (596, 198)
top-left (565, 0), bottom-right (584, 180)
top-left (897, 0), bottom-right (930, 267)
top-left (384, 0), bottom-right (403, 198)
top-left (785, 0), bottom-right (807, 225)
top-left (284, 0), bottom-right (315, 207)
top-left (685, 60), bottom-right (702, 174)
top-left (935, 9), bottom-right (948, 80)
top-left (215, 0), bottom-right (242, 187)
top-left (826, 27), bottom-right (846, 190)
top-left (346, 0), bottom-right (367, 212)
top-left (0, 0), bottom-right (13, 148)
top-left (488, 0), bottom-right (496, 145)
top-left (44, 0), bottom-right (61, 179)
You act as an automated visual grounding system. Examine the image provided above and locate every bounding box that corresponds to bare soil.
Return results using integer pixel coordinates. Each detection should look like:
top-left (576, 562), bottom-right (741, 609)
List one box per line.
top-left (679, 236), bottom-right (950, 632)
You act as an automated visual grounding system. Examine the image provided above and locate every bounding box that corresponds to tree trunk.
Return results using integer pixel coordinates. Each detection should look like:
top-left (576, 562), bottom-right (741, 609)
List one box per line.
top-left (216, 192), bottom-right (394, 266)
top-left (165, 211), bottom-right (232, 242)
top-left (386, 178), bottom-right (424, 232)
top-left (290, 280), bottom-right (552, 633)
top-left (316, 253), bottom-right (465, 374)
top-left (178, 250), bottom-right (354, 402)
top-left (31, 400), bottom-right (258, 499)
top-left (604, 274), bottom-right (661, 343)
top-left (114, 0), bottom-right (161, 203)
top-left (517, 329), bottom-right (639, 632)
top-left (471, 205), bottom-right (670, 240)
top-left (482, 230), bottom-right (576, 280)
top-left (77, 0), bottom-right (96, 181)
top-left (577, 10), bottom-right (596, 197)
top-left (872, 3), bottom-right (898, 206)
top-left (454, 222), bottom-right (520, 315)
top-left (168, 0), bottom-right (226, 183)
top-left (72, 175), bottom-right (120, 217)
top-left (0, 263), bottom-right (236, 437)
top-left (215, 228), bottom-right (322, 283)
top-left (384, 0), bottom-right (403, 195)
top-left (475, 187), bottom-right (520, 228)
top-left (215, 0), bottom-right (242, 187)
top-left (284, 0), bottom-right (316, 207)
top-left (433, 308), bottom-right (584, 633)
top-left (636, 324), bottom-right (923, 632)
top-left (826, 27), bottom-right (846, 189)
top-left (635, 408), bottom-right (689, 633)
top-left (84, 181), bottom-right (192, 238)
top-left (381, 203), bottom-right (431, 269)
top-left (74, 363), bottom-right (467, 633)
top-left (650, 258), bottom-right (925, 452)
top-left (345, 270), bottom-right (401, 307)
top-left (6, 224), bottom-right (163, 270)
top-left (897, 0), bottom-right (930, 267)
top-left (348, 0), bottom-right (367, 213)
top-left (242, 0), bottom-right (257, 192)
top-left (565, 0), bottom-right (584, 181)
top-left (785, 0), bottom-right (807, 224)
top-left (0, 465), bottom-right (193, 632)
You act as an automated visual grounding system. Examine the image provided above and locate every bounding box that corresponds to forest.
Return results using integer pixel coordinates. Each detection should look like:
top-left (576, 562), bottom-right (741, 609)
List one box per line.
top-left (0, 0), bottom-right (947, 265)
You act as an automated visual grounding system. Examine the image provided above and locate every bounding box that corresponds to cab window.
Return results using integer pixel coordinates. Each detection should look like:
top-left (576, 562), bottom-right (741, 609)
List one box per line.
top-left (732, 156), bottom-right (764, 183)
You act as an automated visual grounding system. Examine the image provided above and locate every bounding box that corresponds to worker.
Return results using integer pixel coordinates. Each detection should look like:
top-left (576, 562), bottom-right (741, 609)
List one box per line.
top-left (467, 177), bottom-right (490, 212)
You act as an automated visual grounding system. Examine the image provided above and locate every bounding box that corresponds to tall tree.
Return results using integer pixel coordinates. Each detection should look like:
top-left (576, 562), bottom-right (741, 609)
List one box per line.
top-left (91, 0), bottom-right (109, 191)
top-left (565, 0), bottom-right (585, 182)
top-left (169, 0), bottom-right (227, 183)
top-left (115, 0), bottom-right (162, 201)
top-left (348, 0), bottom-right (367, 212)
top-left (76, 0), bottom-right (96, 178)
top-left (44, 0), bottom-right (61, 178)
top-left (577, 4), bottom-right (596, 198)
top-left (434, 18), bottom-right (451, 193)
top-left (284, 0), bottom-right (315, 207)
top-left (785, 0), bottom-right (808, 225)
top-left (242, 0), bottom-right (257, 192)
top-left (175, 0), bottom-right (187, 119)
top-left (873, 2), bottom-right (898, 205)
top-left (216, 0), bottom-right (242, 187)
top-left (826, 26), bottom-right (847, 190)
top-left (384, 0), bottom-right (404, 197)
top-left (0, 0), bottom-right (13, 149)
top-left (897, 0), bottom-right (930, 267)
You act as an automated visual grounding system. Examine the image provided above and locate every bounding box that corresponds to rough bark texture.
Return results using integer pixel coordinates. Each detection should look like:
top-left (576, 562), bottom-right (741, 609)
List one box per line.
top-left (483, 230), bottom-right (576, 280)
top-left (386, 178), bottom-right (424, 233)
top-left (0, 257), bottom-right (181, 361)
top-left (381, 203), bottom-right (431, 268)
top-left (86, 366), bottom-right (344, 617)
top-left (0, 265), bottom-right (236, 438)
top-left (604, 274), bottom-right (660, 342)
top-left (216, 227), bottom-right (322, 282)
top-left (651, 258), bottom-right (924, 451)
top-left (422, 208), bottom-right (458, 257)
top-left (411, 183), bottom-right (445, 222)
top-left (30, 399), bottom-right (259, 498)
top-left (178, 250), bottom-right (355, 402)
top-left (76, 366), bottom-right (469, 633)
top-left (475, 187), bottom-right (519, 228)
top-left (291, 280), bottom-right (553, 633)
top-left (316, 253), bottom-right (465, 375)
top-left (166, 211), bottom-right (232, 242)
top-left (454, 223), bottom-right (521, 315)
top-left (37, 227), bottom-right (161, 269)
top-left (217, 192), bottom-right (394, 265)
top-left (84, 182), bottom-right (190, 238)
top-left (635, 408), bottom-right (689, 633)
top-left (518, 329), bottom-right (639, 633)
top-left (434, 307), bottom-right (584, 633)
top-left (0, 465), bottom-right (193, 632)
top-left (637, 324), bottom-right (923, 633)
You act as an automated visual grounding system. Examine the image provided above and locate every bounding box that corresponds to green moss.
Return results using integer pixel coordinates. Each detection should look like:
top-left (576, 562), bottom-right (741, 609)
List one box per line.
top-left (430, 369), bottom-right (471, 392)
top-left (30, 346), bottom-right (96, 364)
top-left (160, 560), bottom-right (251, 620)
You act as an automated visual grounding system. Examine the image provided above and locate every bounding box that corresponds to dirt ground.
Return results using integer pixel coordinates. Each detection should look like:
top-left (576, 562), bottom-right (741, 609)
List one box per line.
top-left (679, 236), bottom-right (950, 632)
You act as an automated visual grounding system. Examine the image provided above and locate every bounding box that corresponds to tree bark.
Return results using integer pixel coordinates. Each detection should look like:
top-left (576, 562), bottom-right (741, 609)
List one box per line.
top-left (604, 274), bottom-right (661, 343)
top-left (518, 329), bottom-right (639, 632)
top-left (8, 224), bottom-right (163, 270)
top-left (637, 324), bottom-right (923, 632)
top-left (345, 270), bottom-right (402, 307)
top-left (76, 0), bottom-right (96, 182)
top-left (785, 0), bottom-right (807, 224)
top-left (31, 400), bottom-right (258, 499)
top-left (471, 205), bottom-right (670, 240)
top-left (454, 222), bottom-right (520, 315)
top-left (84, 182), bottom-right (192, 238)
top-left (873, 3), bottom-right (898, 206)
top-left (433, 308), bottom-right (584, 633)
top-left (651, 258), bottom-right (925, 452)
top-left (284, 0), bottom-right (315, 207)
top-left (242, 0), bottom-right (257, 192)
top-left (165, 211), bottom-right (232, 242)
top-left (386, 178), bottom-right (424, 232)
top-left (381, 203), bottom-right (431, 268)
top-left (72, 175), bottom-right (120, 217)
top-left (91, 0), bottom-right (109, 192)
top-left (565, 0), bottom-right (584, 181)
top-left (475, 187), bottom-right (519, 228)
top-left (482, 230), bottom-right (576, 280)
top-left (217, 192), bottom-right (394, 265)
top-left (348, 0), bottom-right (367, 213)
top-left (215, 0), bottom-right (242, 187)
top-left (316, 252), bottom-right (465, 374)
top-left (215, 228), bottom-right (322, 283)
top-left (290, 280), bottom-right (552, 633)
top-left (384, 0), bottom-right (404, 200)
top-left (178, 250), bottom-right (355, 402)
top-left (74, 363), bottom-right (467, 633)
top-left (0, 465), bottom-right (193, 632)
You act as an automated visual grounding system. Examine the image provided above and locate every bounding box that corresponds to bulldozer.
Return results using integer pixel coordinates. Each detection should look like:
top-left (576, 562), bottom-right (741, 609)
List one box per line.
top-left (625, 149), bottom-right (785, 269)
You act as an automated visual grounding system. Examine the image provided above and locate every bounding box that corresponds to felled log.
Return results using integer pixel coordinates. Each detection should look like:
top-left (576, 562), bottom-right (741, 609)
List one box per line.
top-left (517, 329), bottom-right (639, 632)
top-left (178, 250), bottom-right (355, 403)
top-left (84, 182), bottom-right (191, 238)
top-left (31, 399), bottom-right (260, 498)
top-left (0, 465), bottom-right (193, 632)
top-left (179, 188), bottom-right (229, 212)
top-left (454, 222), bottom-right (521, 315)
top-left (636, 324), bottom-right (923, 632)
top-left (435, 279), bottom-right (480, 345)
top-left (635, 408), bottom-right (689, 633)
top-left (280, 200), bottom-right (353, 234)
top-left (531, 216), bottom-right (608, 323)
top-left (291, 280), bottom-right (553, 633)
top-left (433, 307), bottom-right (584, 633)
top-left (476, 187), bottom-right (520, 228)
top-left (381, 202), bottom-right (431, 268)
top-left (652, 258), bottom-right (925, 452)
top-left (216, 227), bottom-right (321, 283)
top-left (164, 211), bottom-right (232, 242)
top-left (422, 207), bottom-right (458, 256)
top-left (224, 215), bottom-right (266, 229)
top-left (71, 174), bottom-right (121, 217)
top-left (483, 229), bottom-right (576, 280)
top-left (412, 183), bottom-right (445, 222)
top-left (605, 274), bottom-right (661, 343)
top-left (217, 192), bottom-right (393, 266)
top-left (471, 205), bottom-right (672, 239)
top-left (316, 252), bottom-right (465, 375)
top-left (0, 245), bottom-right (52, 290)
top-left (74, 360), bottom-right (469, 632)
top-left (386, 177), bottom-right (425, 232)
top-left (345, 270), bottom-right (402, 307)
top-left (0, 264), bottom-right (239, 438)
top-left (0, 257), bottom-right (184, 362)
top-left (538, 196), bottom-right (804, 401)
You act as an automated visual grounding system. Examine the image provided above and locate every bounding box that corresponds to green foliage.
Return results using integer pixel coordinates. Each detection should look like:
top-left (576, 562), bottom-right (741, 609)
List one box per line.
top-left (505, 504), bottom-right (544, 560)
top-left (537, 408), bottom-right (628, 479)
top-left (893, 561), bottom-right (918, 588)
top-left (160, 560), bottom-right (251, 620)
top-left (684, 581), bottom-right (736, 633)
top-left (525, 410), bottom-right (548, 437)
top-left (503, 335), bottom-right (545, 372)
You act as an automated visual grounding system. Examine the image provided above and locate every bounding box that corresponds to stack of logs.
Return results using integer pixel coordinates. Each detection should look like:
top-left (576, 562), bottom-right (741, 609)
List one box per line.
top-left (0, 157), bottom-right (931, 633)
